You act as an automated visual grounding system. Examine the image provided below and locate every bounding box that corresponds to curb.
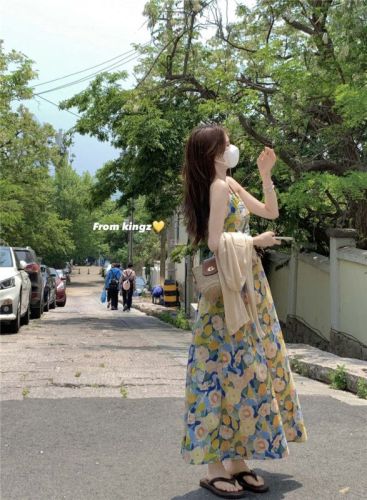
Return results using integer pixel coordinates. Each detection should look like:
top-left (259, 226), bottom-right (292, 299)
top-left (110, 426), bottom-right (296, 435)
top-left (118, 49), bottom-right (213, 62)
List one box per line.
top-left (288, 354), bottom-right (367, 396)
top-left (128, 300), bottom-right (180, 319)
top-left (131, 301), bottom-right (367, 398)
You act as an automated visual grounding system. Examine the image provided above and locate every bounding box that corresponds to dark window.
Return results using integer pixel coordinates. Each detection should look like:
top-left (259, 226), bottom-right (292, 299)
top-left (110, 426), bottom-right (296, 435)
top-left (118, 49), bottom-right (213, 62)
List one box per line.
top-left (0, 247), bottom-right (13, 267)
top-left (14, 250), bottom-right (35, 264)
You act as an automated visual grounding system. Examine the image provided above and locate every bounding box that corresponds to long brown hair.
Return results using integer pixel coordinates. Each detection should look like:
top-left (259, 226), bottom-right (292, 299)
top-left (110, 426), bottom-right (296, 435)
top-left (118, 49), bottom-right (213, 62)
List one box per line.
top-left (181, 124), bottom-right (227, 246)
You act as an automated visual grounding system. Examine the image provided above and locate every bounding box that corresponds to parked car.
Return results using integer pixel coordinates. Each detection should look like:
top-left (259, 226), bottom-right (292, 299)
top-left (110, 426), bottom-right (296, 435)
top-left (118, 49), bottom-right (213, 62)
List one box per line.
top-left (13, 246), bottom-right (44, 318)
top-left (133, 276), bottom-right (147, 297)
top-left (0, 246), bottom-right (32, 333)
top-left (40, 265), bottom-right (56, 311)
top-left (50, 268), bottom-right (66, 307)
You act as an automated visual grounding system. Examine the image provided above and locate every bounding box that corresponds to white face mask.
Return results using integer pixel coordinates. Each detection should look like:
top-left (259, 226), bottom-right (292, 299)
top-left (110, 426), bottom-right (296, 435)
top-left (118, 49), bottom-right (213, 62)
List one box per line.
top-left (216, 144), bottom-right (240, 169)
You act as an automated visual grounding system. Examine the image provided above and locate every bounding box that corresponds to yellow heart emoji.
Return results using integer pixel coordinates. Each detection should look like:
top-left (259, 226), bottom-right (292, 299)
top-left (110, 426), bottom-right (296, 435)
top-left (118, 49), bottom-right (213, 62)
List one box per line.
top-left (153, 220), bottom-right (165, 233)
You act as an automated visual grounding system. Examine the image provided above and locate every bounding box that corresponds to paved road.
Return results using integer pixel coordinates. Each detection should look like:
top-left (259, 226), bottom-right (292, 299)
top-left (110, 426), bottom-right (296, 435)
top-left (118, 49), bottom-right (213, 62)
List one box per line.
top-left (1, 267), bottom-right (366, 499)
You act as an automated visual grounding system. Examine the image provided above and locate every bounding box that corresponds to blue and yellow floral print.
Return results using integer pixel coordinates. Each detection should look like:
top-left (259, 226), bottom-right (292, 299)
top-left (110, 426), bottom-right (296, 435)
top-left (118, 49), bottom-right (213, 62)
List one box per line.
top-left (180, 190), bottom-right (307, 465)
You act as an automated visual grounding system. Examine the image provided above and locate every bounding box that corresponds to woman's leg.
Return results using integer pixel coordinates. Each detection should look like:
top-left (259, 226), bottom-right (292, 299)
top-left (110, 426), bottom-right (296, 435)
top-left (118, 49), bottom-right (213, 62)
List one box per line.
top-left (127, 288), bottom-right (133, 310)
top-left (202, 460), bottom-right (243, 493)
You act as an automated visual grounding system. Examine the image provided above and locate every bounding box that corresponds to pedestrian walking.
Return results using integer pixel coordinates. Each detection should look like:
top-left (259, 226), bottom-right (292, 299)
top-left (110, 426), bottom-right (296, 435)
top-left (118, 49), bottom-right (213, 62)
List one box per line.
top-left (105, 263), bottom-right (122, 310)
top-left (180, 124), bottom-right (307, 498)
top-left (120, 263), bottom-right (136, 311)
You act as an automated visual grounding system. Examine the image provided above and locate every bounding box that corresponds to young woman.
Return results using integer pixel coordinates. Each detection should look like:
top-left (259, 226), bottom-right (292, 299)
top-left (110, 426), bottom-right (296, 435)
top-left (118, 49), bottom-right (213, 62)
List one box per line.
top-left (180, 124), bottom-right (307, 498)
top-left (121, 263), bottom-right (136, 311)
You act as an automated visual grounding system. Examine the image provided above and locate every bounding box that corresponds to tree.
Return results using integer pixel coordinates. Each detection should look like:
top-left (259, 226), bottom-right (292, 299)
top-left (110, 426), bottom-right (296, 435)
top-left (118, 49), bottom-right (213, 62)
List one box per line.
top-left (0, 42), bottom-right (75, 260)
top-left (60, 1), bottom-right (367, 253)
top-left (132, 0), bottom-right (367, 251)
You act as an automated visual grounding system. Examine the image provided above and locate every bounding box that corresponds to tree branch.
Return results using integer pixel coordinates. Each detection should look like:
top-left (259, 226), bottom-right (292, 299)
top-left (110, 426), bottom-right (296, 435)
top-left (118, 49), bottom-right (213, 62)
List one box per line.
top-left (266, 15), bottom-right (275, 45)
top-left (136, 38), bottom-right (178, 88)
top-left (237, 113), bottom-right (300, 172)
top-left (324, 188), bottom-right (343, 216)
top-left (302, 159), bottom-right (345, 173)
top-left (282, 15), bottom-right (315, 36)
top-left (183, 11), bottom-right (196, 76)
top-left (237, 74), bottom-right (277, 94)
top-left (165, 74), bottom-right (217, 99)
top-left (218, 34), bottom-right (257, 54)
top-left (263, 94), bottom-right (277, 125)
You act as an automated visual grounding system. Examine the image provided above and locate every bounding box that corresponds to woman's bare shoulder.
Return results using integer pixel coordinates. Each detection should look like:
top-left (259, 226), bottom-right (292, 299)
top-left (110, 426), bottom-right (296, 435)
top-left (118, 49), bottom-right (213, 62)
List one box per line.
top-left (225, 175), bottom-right (243, 194)
top-left (209, 179), bottom-right (229, 203)
top-left (210, 178), bottom-right (229, 194)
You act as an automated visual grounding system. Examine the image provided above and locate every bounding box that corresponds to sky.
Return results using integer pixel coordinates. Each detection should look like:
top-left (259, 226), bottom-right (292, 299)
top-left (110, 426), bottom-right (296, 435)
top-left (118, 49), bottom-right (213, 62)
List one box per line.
top-left (1, 0), bottom-right (241, 176)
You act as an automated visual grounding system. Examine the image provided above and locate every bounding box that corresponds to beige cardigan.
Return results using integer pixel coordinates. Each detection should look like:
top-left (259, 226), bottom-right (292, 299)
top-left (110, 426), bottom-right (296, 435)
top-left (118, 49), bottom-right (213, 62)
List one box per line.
top-left (215, 232), bottom-right (266, 339)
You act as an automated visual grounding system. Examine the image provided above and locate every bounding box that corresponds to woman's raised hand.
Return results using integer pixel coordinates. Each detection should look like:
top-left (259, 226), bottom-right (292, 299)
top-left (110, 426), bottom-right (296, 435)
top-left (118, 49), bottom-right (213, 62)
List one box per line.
top-left (257, 146), bottom-right (277, 178)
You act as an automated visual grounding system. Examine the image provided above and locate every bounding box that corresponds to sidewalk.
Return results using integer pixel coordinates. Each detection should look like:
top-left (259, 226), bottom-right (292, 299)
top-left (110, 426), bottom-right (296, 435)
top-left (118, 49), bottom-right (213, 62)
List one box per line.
top-left (130, 296), bottom-right (182, 318)
top-left (131, 297), bottom-right (367, 397)
top-left (287, 343), bottom-right (367, 395)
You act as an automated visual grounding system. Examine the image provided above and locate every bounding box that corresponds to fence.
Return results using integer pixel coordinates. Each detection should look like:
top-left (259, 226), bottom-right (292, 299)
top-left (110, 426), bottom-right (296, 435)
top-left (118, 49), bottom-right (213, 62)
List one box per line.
top-left (266, 229), bottom-right (367, 360)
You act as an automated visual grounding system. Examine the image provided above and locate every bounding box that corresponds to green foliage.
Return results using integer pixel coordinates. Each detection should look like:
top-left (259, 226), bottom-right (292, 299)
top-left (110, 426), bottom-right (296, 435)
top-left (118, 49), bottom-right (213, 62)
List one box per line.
top-left (119, 385), bottom-right (128, 398)
top-left (175, 308), bottom-right (191, 330)
top-left (170, 242), bottom-right (200, 263)
top-left (157, 309), bottom-right (191, 330)
top-left (330, 364), bottom-right (348, 391)
top-left (129, 0), bottom-right (366, 250)
top-left (59, 69), bottom-right (207, 221)
top-left (276, 171), bottom-right (367, 253)
top-left (0, 43), bottom-right (114, 266)
top-left (22, 387), bottom-right (30, 398)
top-left (334, 83), bottom-right (367, 129)
top-left (47, 1), bottom-right (367, 256)
top-left (356, 378), bottom-right (367, 400)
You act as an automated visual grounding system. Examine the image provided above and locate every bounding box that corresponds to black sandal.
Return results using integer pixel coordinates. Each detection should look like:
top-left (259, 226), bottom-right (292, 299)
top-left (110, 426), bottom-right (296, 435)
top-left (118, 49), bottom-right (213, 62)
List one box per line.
top-left (231, 470), bottom-right (269, 493)
top-left (199, 476), bottom-right (248, 498)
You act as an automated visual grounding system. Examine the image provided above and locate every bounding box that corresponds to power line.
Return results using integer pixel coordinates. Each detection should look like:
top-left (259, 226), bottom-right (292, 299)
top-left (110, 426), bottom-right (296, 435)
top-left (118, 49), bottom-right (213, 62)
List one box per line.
top-left (31, 47), bottom-right (143, 88)
top-left (31, 39), bottom-right (152, 95)
top-left (33, 51), bottom-right (143, 96)
top-left (34, 94), bottom-right (111, 136)
top-left (34, 94), bottom-right (82, 118)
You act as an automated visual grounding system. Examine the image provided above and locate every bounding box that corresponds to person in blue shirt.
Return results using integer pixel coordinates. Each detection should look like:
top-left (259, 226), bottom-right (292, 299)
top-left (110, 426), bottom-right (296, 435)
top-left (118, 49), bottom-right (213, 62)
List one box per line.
top-left (105, 263), bottom-right (122, 310)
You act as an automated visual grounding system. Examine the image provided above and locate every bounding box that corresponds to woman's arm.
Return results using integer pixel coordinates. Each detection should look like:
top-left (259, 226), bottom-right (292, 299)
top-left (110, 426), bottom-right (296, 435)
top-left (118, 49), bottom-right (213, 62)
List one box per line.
top-left (207, 179), bottom-right (230, 253)
top-left (227, 176), bottom-right (279, 220)
top-left (227, 147), bottom-right (279, 219)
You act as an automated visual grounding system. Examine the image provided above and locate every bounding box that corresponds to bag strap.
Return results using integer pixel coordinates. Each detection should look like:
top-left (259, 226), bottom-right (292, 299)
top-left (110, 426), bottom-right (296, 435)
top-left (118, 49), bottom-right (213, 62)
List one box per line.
top-left (111, 268), bottom-right (119, 279)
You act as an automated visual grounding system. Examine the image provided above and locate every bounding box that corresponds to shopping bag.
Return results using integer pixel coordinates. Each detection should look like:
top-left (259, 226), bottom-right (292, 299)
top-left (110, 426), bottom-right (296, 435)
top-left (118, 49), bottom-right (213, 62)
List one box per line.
top-left (100, 289), bottom-right (107, 303)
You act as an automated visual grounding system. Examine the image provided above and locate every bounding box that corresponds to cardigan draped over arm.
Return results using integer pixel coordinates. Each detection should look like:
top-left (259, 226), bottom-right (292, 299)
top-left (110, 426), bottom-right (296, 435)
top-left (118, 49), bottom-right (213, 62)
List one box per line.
top-left (216, 232), bottom-right (266, 339)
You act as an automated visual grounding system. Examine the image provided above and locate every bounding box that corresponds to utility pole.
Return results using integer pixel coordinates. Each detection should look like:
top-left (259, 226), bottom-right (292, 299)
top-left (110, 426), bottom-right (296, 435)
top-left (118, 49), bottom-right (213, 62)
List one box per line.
top-left (55, 129), bottom-right (69, 160)
top-left (128, 198), bottom-right (134, 263)
top-left (166, 215), bottom-right (176, 280)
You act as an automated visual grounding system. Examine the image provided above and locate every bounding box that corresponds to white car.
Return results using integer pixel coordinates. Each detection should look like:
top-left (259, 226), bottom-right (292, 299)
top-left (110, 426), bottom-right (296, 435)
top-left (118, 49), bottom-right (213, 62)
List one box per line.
top-left (0, 246), bottom-right (32, 333)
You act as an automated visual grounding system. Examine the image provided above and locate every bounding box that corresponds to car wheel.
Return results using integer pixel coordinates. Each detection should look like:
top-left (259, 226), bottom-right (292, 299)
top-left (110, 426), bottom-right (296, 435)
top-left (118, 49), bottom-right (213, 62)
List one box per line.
top-left (21, 298), bottom-right (31, 325)
top-left (31, 299), bottom-right (43, 319)
top-left (9, 297), bottom-right (21, 334)
top-left (49, 295), bottom-right (56, 309)
top-left (57, 298), bottom-right (66, 307)
top-left (44, 293), bottom-right (50, 312)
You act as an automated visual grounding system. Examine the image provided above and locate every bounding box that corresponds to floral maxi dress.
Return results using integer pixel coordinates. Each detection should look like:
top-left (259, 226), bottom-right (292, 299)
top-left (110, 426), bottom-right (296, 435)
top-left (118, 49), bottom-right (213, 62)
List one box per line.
top-left (180, 189), bottom-right (307, 465)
